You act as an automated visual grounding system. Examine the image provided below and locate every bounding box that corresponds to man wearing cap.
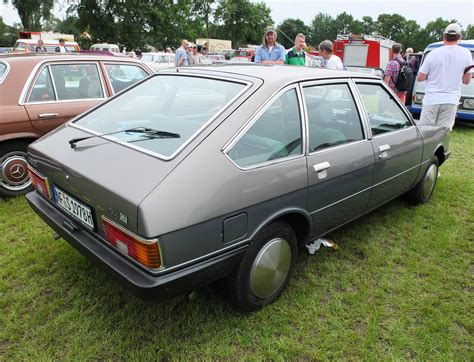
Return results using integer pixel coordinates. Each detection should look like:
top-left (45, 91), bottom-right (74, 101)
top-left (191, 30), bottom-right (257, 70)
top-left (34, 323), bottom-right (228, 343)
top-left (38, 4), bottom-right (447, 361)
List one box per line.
top-left (254, 26), bottom-right (285, 65)
top-left (285, 33), bottom-right (306, 66)
top-left (417, 23), bottom-right (472, 131)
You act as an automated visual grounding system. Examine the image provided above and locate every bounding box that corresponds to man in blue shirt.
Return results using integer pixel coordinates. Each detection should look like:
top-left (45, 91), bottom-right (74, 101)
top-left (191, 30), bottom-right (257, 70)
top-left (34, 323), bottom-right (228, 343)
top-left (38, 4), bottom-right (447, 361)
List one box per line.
top-left (175, 39), bottom-right (189, 67)
top-left (254, 26), bottom-right (285, 64)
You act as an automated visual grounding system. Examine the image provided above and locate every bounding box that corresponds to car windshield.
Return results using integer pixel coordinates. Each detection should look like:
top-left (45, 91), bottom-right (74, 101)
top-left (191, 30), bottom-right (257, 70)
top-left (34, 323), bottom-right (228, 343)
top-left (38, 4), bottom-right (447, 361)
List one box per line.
top-left (73, 74), bottom-right (247, 158)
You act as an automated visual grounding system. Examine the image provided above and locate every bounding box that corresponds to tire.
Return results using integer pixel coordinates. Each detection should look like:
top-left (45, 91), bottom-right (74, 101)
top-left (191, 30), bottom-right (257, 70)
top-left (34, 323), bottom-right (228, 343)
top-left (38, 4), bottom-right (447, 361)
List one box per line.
top-left (408, 155), bottom-right (439, 204)
top-left (226, 221), bottom-right (297, 311)
top-left (0, 141), bottom-right (33, 198)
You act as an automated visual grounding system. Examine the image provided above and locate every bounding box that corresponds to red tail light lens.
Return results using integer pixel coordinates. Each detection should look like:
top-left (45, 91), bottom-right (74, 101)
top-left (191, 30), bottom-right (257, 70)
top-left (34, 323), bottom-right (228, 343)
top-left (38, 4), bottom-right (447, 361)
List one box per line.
top-left (102, 217), bottom-right (162, 270)
top-left (28, 166), bottom-right (51, 199)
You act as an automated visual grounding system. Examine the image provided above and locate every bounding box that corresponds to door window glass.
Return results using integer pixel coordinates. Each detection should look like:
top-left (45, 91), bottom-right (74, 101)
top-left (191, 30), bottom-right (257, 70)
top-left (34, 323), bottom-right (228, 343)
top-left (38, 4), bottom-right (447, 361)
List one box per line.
top-left (105, 64), bottom-right (149, 93)
top-left (49, 63), bottom-right (104, 101)
top-left (228, 88), bottom-right (302, 167)
top-left (28, 66), bottom-right (55, 102)
top-left (304, 83), bottom-right (364, 152)
top-left (356, 83), bottom-right (411, 135)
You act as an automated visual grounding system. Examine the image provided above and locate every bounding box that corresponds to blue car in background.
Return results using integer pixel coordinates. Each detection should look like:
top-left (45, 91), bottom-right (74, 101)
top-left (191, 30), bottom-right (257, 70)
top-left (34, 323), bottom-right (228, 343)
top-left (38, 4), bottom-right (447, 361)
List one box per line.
top-left (410, 40), bottom-right (474, 122)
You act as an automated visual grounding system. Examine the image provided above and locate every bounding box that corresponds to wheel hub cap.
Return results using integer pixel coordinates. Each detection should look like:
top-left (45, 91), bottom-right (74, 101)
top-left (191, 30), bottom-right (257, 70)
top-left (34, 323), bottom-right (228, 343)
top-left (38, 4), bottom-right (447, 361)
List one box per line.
top-left (422, 164), bottom-right (438, 200)
top-left (1, 154), bottom-right (31, 191)
top-left (250, 237), bottom-right (291, 299)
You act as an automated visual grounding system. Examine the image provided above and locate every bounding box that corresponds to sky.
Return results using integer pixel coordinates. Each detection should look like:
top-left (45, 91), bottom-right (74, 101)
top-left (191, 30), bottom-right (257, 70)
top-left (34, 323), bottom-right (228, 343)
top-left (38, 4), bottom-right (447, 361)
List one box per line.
top-left (1, 0), bottom-right (473, 29)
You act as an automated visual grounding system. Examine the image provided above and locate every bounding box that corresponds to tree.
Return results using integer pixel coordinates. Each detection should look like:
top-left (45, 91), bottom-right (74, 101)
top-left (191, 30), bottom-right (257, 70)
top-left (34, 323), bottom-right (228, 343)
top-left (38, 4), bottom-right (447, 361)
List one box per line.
top-left (214, 0), bottom-right (273, 48)
top-left (309, 12), bottom-right (336, 46)
top-left (376, 13), bottom-right (407, 40)
top-left (361, 16), bottom-right (376, 34)
top-left (425, 17), bottom-right (457, 41)
top-left (0, 16), bottom-right (17, 47)
top-left (466, 25), bottom-right (474, 40)
top-left (276, 18), bottom-right (310, 49)
top-left (7, 0), bottom-right (54, 31)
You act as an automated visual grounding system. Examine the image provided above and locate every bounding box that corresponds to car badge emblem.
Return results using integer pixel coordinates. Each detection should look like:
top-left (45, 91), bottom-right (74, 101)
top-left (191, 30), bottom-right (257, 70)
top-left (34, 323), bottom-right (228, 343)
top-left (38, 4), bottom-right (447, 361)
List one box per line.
top-left (66, 175), bottom-right (70, 181)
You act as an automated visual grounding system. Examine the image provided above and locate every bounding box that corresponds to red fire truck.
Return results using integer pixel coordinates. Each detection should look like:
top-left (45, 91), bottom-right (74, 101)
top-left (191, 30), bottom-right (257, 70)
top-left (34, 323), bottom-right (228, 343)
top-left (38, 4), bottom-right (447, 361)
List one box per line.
top-left (333, 34), bottom-right (395, 70)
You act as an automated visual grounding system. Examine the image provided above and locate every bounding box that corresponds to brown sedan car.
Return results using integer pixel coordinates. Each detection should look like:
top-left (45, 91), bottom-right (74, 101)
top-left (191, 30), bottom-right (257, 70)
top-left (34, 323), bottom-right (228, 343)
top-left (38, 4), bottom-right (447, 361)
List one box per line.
top-left (0, 53), bottom-right (153, 197)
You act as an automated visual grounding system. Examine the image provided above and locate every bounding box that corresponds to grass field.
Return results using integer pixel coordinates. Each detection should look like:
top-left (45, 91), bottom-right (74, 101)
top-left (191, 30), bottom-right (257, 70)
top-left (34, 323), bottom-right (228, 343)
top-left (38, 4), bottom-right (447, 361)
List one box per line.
top-left (1, 124), bottom-right (473, 360)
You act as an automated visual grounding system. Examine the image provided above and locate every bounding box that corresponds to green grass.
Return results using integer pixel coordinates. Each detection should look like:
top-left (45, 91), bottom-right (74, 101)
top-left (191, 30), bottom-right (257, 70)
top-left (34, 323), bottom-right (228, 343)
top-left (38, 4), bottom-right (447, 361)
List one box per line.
top-left (1, 124), bottom-right (473, 360)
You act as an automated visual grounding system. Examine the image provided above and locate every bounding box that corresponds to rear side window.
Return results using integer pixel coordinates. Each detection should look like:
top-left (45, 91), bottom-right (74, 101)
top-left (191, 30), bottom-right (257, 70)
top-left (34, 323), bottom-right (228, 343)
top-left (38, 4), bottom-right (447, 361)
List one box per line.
top-left (228, 88), bottom-right (302, 167)
top-left (50, 63), bottom-right (104, 100)
top-left (304, 83), bottom-right (364, 152)
top-left (356, 83), bottom-right (411, 135)
top-left (28, 67), bottom-right (55, 102)
top-left (0, 62), bottom-right (8, 83)
top-left (28, 63), bottom-right (104, 102)
top-left (104, 64), bottom-right (149, 94)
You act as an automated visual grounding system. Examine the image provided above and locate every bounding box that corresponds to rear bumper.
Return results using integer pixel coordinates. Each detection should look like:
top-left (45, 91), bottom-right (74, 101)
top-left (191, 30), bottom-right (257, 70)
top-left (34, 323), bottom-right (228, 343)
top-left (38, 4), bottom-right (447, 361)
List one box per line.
top-left (26, 191), bottom-right (246, 301)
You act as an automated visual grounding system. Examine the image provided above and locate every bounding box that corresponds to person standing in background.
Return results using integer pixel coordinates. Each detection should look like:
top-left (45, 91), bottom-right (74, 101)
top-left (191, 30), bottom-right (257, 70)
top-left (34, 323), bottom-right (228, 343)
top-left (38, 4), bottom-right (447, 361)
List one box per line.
top-left (254, 26), bottom-right (285, 65)
top-left (55, 39), bottom-right (68, 53)
top-left (285, 33), bottom-right (306, 66)
top-left (318, 40), bottom-right (344, 70)
top-left (35, 39), bottom-right (47, 52)
top-left (417, 23), bottom-right (472, 131)
top-left (175, 39), bottom-right (189, 67)
top-left (384, 43), bottom-right (407, 103)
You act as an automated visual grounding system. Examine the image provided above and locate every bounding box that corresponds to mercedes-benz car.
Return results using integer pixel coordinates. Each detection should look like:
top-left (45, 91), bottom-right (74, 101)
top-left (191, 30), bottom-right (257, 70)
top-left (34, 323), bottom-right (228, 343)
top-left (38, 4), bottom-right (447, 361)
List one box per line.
top-left (0, 53), bottom-right (153, 197)
top-left (26, 65), bottom-right (450, 310)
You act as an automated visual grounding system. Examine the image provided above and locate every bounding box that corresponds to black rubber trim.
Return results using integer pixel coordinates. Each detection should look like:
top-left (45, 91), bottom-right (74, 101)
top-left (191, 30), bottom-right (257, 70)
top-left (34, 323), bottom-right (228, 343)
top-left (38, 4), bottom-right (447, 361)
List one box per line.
top-left (26, 191), bottom-right (247, 301)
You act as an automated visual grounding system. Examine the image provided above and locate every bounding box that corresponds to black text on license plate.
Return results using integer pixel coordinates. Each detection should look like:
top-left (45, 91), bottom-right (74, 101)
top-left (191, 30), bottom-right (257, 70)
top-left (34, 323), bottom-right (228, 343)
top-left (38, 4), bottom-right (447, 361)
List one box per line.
top-left (53, 186), bottom-right (94, 229)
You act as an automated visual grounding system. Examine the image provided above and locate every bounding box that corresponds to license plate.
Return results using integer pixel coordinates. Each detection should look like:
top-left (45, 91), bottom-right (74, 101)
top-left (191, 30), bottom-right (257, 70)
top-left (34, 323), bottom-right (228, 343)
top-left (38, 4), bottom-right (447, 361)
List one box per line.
top-left (53, 185), bottom-right (94, 230)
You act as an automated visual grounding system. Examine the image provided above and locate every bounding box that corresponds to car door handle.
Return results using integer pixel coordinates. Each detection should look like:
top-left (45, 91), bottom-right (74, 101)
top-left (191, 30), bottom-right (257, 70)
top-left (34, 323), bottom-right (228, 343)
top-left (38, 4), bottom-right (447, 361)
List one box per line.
top-left (38, 113), bottom-right (59, 119)
top-left (378, 144), bottom-right (390, 159)
top-left (313, 162), bottom-right (330, 180)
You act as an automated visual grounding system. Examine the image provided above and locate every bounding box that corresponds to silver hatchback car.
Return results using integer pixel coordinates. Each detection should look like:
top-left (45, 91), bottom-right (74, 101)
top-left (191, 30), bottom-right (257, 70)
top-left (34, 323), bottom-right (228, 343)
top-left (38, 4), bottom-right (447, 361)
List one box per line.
top-left (26, 65), bottom-right (450, 310)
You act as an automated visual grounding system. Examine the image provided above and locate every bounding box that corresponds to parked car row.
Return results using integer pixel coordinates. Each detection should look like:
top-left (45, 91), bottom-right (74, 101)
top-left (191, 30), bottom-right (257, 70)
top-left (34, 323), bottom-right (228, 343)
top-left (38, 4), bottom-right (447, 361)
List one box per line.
top-left (25, 64), bottom-right (450, 310)
top-left (0, 53), bottom-right (153, 197)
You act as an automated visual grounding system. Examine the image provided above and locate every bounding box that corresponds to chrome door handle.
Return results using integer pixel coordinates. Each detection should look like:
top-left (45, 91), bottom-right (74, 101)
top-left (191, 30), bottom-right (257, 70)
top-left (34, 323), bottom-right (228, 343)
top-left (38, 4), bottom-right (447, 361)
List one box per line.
top-left (378, 144), bottom-right (390, 159)
top-left (38, 113), bottom-right (59, 119)
top-left (313, 161), bottom-right (330, 180)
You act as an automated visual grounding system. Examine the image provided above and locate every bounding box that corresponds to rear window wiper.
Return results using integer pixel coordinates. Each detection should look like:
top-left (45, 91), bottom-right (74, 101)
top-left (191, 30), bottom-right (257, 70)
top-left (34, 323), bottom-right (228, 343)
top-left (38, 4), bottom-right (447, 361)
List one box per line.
top-left (69, 127), bottom-right (180, 148)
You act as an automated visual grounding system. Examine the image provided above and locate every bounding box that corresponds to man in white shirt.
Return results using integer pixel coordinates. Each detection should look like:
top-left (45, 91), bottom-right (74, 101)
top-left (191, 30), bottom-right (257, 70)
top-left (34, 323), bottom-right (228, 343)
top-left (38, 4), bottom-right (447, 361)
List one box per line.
top-left (417, 23), bottom-right (472, 130)
top-left (318, 40), bottom-right (344, 70)
top-left (55, 39), bottom-right (68, 53)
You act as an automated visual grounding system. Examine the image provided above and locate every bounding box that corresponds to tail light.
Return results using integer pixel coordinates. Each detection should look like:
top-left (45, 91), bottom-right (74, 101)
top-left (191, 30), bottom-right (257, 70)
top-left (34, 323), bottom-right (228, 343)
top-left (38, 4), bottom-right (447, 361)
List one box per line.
top-left (28, 166), bottom-right (51, 199)
top-left (102, 216), bottom-right (162, 270)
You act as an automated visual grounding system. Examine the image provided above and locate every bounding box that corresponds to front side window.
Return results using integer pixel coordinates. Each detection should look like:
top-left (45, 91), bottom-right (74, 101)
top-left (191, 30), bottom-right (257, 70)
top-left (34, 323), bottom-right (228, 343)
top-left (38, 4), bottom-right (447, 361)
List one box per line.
top-left (304, 83), bottom-right (364, 152)
top-left (74, 75), bottom-right (246, 158)
top-left (228, 88), bottom-right (302, 167)
top-left (356, 83), bottom-right (411, 135)
top-left (49, 63), bottom-right (104, 101)
top-left (104, 64), bottom-right (149, 94)
top-left (28, 66), bottom-right (55, 102)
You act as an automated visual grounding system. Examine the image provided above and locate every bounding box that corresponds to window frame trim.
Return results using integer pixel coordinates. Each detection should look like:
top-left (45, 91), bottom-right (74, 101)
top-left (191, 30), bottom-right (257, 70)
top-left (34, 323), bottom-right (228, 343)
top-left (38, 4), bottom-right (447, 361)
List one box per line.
top-left (299, 78), bottom-right (369, 155)
top-left (352, 79), bottom-right (416, 139)
top-left (223, 83), bottom-right (306, 170)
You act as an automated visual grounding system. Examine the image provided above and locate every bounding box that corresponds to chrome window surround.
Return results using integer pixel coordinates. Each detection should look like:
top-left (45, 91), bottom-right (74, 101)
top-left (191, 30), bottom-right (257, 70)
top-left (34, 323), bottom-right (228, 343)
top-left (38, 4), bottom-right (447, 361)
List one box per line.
top-left (103, 62), bottom-right (151, 95)
top-left (223, 83), bottom-right (306, 171)
top-left (19, 60), bottom-right (107, 105)
top-left (353, 79), bottom-right (416, 139)
top-left (0, 60), bottom-right (10, 84)
top-left (299, 78), bottom-right (369, 155)
top-left (70, 73), bottom-right (252, 161)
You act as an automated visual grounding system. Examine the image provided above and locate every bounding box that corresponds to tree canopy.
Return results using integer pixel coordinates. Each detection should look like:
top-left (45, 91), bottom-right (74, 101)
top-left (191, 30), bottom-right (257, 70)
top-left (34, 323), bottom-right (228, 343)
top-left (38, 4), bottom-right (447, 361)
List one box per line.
top-left (2, 0), bottom-right (471, 52)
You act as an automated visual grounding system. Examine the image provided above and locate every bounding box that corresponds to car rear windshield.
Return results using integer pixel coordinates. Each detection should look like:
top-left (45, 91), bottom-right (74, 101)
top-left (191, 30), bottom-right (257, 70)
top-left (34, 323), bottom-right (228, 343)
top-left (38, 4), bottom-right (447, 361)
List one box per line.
top-left (73, 74), bottom-right (247, 158)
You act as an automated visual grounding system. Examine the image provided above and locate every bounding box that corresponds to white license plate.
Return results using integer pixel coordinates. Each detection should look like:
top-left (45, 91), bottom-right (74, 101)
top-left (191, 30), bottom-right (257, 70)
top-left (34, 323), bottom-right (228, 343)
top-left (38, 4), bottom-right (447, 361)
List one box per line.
top-left (53, 186), bottom-right (94, 229)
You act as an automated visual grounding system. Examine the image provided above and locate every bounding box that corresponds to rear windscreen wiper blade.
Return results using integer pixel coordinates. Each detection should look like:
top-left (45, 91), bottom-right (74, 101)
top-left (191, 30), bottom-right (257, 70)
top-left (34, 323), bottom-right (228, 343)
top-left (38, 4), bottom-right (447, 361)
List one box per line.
top-left (69, 127), bottom-right (180, 148)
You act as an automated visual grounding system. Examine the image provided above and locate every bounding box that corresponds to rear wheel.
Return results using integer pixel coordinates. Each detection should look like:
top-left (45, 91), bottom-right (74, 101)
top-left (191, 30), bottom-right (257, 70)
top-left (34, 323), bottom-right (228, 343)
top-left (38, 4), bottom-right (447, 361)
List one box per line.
top-left (0, 141), bottom-right (33, 198)
top-left (226, 222), bottom-right (297, 311)
top-left (408, 155), bottom-right (439, 204)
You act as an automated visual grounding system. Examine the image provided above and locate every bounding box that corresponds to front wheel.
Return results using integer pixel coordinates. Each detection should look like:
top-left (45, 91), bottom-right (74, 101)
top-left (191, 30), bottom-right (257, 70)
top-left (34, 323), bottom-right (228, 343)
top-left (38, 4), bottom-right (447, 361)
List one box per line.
top-left (408, 155), bottom-right (439, 204)
top-left (0, 141), bottom-right (33, 198)
top-left (226, 221), bottom-right (297, 311)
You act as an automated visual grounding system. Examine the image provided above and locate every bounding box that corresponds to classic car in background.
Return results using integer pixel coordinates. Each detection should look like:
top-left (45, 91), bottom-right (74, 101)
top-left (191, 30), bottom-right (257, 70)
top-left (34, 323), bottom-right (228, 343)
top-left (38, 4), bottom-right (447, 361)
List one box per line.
top-left (26, 65), bottom-right (450, 310)
top-left (140, 52), bottom-right (175, 71)
top-left (0, 53), bottom-right (153, 197)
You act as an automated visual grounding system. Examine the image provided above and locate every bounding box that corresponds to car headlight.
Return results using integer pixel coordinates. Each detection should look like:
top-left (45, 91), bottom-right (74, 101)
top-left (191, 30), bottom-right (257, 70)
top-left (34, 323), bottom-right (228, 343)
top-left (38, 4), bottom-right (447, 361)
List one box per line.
top-left (414, 93), bottom-right (424, 104)
top-left (463, 98), bottom-right (474, 110)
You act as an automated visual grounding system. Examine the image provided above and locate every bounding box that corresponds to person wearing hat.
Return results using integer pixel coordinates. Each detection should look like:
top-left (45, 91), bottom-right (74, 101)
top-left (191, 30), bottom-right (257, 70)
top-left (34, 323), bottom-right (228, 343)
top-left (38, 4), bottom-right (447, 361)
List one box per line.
top-left (416, 23), bottom-right (472, 131)
top-left (254, 26), bottom-right (285, 65)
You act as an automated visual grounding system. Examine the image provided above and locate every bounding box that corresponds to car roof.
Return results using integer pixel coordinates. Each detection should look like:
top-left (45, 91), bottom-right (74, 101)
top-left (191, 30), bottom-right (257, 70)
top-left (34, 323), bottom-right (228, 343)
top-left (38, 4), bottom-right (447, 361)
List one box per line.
top-left (0, 53), bottom-right (145, 65)
top-left (15, 39), bottom-right (78, 45)
top-left (425, 40), bottom-right (474, 51)
top-left (160, 64), bottom-right (379, 83)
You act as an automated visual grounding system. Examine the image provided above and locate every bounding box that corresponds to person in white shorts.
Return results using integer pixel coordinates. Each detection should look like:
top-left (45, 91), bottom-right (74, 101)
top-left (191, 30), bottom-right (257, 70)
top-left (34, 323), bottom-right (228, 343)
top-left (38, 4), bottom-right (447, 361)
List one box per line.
top-left (417, 23), bottom-right (472, 131)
